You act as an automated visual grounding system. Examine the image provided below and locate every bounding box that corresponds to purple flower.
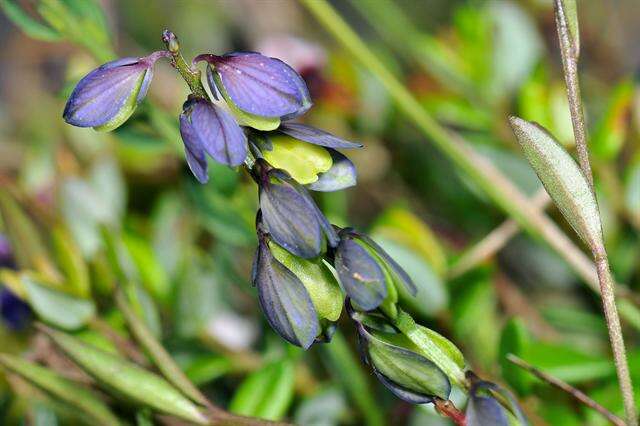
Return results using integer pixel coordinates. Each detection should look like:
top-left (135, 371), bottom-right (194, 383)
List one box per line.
top-left (465, 373), bottom-right (528, 426)
top-left (0, 289), bottom-right (30, 330)
top-left (335, 228), bottom-right (416, 311)
top-left (63, 52), bottom-right (168, 131)
top-left (179, 96), bottom-right (248, 182)
top-left (252, 227), bottom-right (320, 349)
top-left (254, 159), bottom-right (338, 259)
top-left (197, 53), bottom-right (312, 120)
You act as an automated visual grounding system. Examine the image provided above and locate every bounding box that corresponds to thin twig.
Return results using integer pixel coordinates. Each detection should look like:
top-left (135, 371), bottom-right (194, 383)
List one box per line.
top-left (553, 1), bottom-right (636, 424)
top-left (434, 398), bottom-right (466, 426)
top-left (507, 354), bottom-right (625, 426)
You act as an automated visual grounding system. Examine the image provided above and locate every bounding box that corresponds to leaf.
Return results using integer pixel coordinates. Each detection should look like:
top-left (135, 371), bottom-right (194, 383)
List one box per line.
top-left (509, 116), bottom-right (603, 252)
top-left (499, 318), bottom-right (533, 395)
top-left (51, 227), bottom-right (90, 298)
top-left (229, 359), bottom-right (295, 420)
top-left (39, 326), bottom-right (209, 424)
top-left (0, 191), bottom-right (57, 279)
top-left (115, 291), bottom-right (208, 406)
top-left (591, 79), bottom-right (633, 160)
top-left (23, 275), bottom-right (95, 330)
top-left (625, 161), bottom-right (640, 224)
top-left (0, 354), bottom-right (120, 426)
top-left (0, 0), bottom-right (61, 41)
top-left (122, 233), bottom-right (171, 305)
top-left (294, 387), bottom-right (347, 426)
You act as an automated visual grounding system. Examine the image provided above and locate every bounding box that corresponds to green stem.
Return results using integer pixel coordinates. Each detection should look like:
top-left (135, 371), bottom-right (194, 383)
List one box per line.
top-left (162, 30), bottom-right (208, 98)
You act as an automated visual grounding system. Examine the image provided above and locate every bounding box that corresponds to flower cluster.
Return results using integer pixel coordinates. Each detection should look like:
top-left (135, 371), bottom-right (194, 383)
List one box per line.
top-left (62, 30), bottom-right (527, 424)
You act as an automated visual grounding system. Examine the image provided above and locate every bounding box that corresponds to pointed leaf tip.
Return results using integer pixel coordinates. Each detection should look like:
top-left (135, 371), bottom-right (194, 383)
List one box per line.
top-left (509, 116), bottom-right (603, 251)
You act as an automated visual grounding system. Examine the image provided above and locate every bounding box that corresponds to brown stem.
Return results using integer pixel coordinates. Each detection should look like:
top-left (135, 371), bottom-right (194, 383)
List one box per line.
top-left (434, 398), bottom-right (466, 426)
top-left (507, 354), bottom-right (625, 426)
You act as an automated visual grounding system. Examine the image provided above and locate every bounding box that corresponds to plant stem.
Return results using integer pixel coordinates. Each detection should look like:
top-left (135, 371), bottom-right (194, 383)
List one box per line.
top-left (553, 1), bottom-right (636, 424)
top-left (507, 354), bottom-right (625, 426)
top-left (161, 30), bottom-right (208, 98)
top-left (434, 398), bottom-right (466, 426)
top-left (298, 0), bottom-right (640, 329)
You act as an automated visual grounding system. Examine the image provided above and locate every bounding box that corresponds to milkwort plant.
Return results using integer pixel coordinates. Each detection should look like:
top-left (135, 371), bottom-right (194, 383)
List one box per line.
top-left (62, 29), bottom-right (527, 425)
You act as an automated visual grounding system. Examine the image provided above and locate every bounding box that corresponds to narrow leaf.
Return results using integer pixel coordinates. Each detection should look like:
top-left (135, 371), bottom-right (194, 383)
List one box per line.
top-left (0, 354), bottom-right (120, 426)
top-left (52, 226), bottom-right (90, 298)
top-left (40, 325), bottom-right (209, 424)
top-left (0, 0), bottom-right (61, 41)
top-left (115, 291), bottom-right (209, 406)
top-left (509, 117), bottom-right (603, 252)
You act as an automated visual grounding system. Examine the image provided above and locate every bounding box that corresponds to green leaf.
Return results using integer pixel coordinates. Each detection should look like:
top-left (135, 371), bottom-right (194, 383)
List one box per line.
top-left (116, 291), bottom-right (208, 406)
top-left (229, 359), bottom-right (295, 421)
top-left (509, 116), bottom-right (603, 251)
top-left (183, 355), bottom-right (234, 386)
top-left (23, 275), bottom-right (95, 330)
top-left (122, 233), bottom-right (171, 305)
top-left (262, 135), bottom-right (333, 184)
top-left (0, 354), bottom-right (120, 426)
top-left (0, 0), bottom-right (61, 41)
top-left (625, 160), bottom-right (640, 225)
top-left (499, 318), bottom-right (533, 395)
top-left (51, 227), bottom-right (90, 298)
top-left (591, 79), bottom-right (633, 160)
top-left (39, 326), bottom-right (209, 424)
top-left (0, 191), bottom-right (58, 279)
top-left (294, 387), bottom-right (347, 426)
top-left (269, 242), bottom-right (343, 321)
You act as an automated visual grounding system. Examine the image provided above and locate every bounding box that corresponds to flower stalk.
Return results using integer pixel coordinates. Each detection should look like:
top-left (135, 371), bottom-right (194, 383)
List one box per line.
top-left (553, 1), bottom-right (636, 424)
top-left (161, 30), bottom-right (208, 98)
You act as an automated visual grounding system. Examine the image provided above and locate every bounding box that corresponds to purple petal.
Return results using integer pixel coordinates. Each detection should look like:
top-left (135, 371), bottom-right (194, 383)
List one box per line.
top-left (179, 112), bottom-right (208, 183)
top-left (335, 238), bottom-right (387, 310)
top-left (253, 241), bottom-right (320, 349)
top-left (356, 233), bottom-right (417, 296)
top-left (279, 123), bottom-right (362, 149)
top-left (467, 381), bottom-right (528, 426)
top-left (308, 149), bottom-right (357, 192)
top-left (189, 100), bottom-right (247, 166)
top-left (209, 53), bottom-right (312, 119)
top-left (260, 177), bottom-right (323, 259)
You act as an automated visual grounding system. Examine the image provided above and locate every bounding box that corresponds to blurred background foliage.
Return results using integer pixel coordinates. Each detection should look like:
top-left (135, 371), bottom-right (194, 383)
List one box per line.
top-left (0, 0), bottom-right (638, 424)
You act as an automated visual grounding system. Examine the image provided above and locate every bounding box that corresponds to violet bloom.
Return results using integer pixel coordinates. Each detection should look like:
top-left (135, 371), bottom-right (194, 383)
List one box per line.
top-left (335, 228), bottom-right (416, 311)
top-left (465, 373), bottom-right (528, 426)
top-left (0, 289), bottom-right (31, 331)
top-left (254, 159), bottom-right (338, 259)
top-left (251, 227), bottom-right (320, 349)
top-left (63, 52), bottom-right (168, 131)
top-left (179, 96), bottom-right (247, 183)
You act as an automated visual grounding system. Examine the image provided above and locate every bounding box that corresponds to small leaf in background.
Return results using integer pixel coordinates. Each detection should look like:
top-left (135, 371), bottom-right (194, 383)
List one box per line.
top-left (452, 276), bottom-right (500, 368)
top-left (372, 206), bottom-right (447, 276)
top-left (123, 233), bottom-right (171, 305)
top-left (591, 79), bottom-right (633, 160)
top-left (229, 359), bottom-right (295, 421)
top-left (22, 275), bottom-right (94, 330)
top-left (294, 387), bottom-right (347, 426)
top-left (174, 259), bottom-right (221, 339)
top-left (0, 355), bottom-right (120, 426)
top-left (499, 318), bottom-right (533, 395)
top-left (624, 159), bottom-right (640, 225)
top-left (0, 0), bottom-right (61, 41)
top-left (509, 116), bottom-right (604, 251)
top-left (51, 227), bottom-right (90, 298)
top-left (40, 326), bottom-right (209, 424)
top-left (0, 192), bottom-right (57, 279)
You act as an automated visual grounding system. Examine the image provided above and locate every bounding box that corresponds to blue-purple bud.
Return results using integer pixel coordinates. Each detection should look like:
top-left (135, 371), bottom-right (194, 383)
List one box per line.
top-left (255, 159), bottom-right (338, 259)
top-left (179, 96), bottom-right (248, 182)
top-left (63, 52), bottom-right (168, 131)
top-left (0, 289), bottom-right (31, 331)
top-left (198, 52), bottom-right (312, 120)
top-left (466, 373), bottom-right (528, 426)
top-left (335, 229), bottom-right (416, 311)
top-left (252, 228), bottom-right (320, 349)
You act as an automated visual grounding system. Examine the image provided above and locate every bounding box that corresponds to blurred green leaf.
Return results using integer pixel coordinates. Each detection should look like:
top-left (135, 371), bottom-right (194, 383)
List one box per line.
top-left (0, 191), bottom-right (57, 279)
top-left (23, 274), bottom-right (94, 330)
top-left (183, 355), bottom-right (234, 386)
top-left (229, 359), bottom-right (295, 421)
top-left (625, 159), bottom-right (640, 224)
top-left (123, 233), bottom-right (171, 305)
top-left (40, 326), bottom-right (209, 424)
top-left (0, 0), bottom-right (61, 41)
top-left (51, 227), bottom-right (90, 298)
top-left (591, 79), bottom-right (633, 160)
top-left (499, 318), bottom-right (533, 395)
top-left (510, 117), bottom-right (603, 251)
top-left (0, 354), bottom-right (120, 426)
top-left (116, 291), bottom-right (208, 406)
top-left (294, 387), bottom-right (347, 426)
